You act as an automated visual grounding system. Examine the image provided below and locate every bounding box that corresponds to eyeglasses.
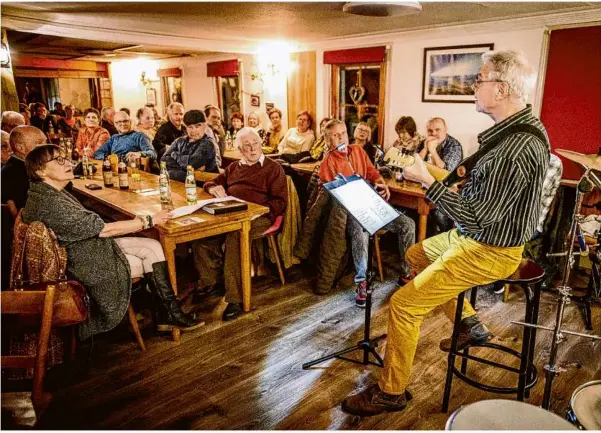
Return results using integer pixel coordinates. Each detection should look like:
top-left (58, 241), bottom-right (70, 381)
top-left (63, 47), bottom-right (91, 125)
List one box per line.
top-left (115, 120), bottom-right (131, 125)
top-left (470, 79), bottom-right (505, 91)
top-left (46, 155), bottom-right (69, 166)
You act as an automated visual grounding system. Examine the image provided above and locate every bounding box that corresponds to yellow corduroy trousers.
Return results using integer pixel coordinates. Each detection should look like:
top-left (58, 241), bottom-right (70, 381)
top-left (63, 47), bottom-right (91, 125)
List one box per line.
top-left (378, 229), bottom-right (524, 395)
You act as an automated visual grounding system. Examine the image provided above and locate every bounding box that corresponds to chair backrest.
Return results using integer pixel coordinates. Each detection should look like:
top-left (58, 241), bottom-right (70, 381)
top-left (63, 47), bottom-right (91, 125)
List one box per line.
top-left (140, 156), bottom-right (151, 172)
top-left (2, 200), bottom-right (19, 221)
top-left (1, 284), bottom-right (57, 406)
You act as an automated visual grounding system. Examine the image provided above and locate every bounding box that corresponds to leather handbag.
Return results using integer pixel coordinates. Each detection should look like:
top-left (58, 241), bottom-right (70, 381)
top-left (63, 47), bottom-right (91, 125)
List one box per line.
top-left (11, 221), bottom-right (89, 327)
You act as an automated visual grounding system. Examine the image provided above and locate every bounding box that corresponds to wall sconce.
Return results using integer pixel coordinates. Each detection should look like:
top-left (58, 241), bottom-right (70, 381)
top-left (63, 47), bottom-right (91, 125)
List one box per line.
top-left (0, 42), bottom-right (10, 68)
top-left (140, 71), bottom-right (158, 87)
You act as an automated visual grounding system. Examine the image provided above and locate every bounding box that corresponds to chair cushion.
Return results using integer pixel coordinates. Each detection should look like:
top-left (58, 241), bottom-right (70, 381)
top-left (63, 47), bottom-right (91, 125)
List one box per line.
top-left (261, 215), bottom-right (283, 237)
top-left (501, 259), bottom-right (545, 284)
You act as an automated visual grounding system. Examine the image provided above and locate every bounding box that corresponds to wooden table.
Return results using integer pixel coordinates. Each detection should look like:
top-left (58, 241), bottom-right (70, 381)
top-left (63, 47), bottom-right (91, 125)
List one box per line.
top-left (70, 167), bottom-right (269, 316)
top-left (289, 160), bottom-right (434, 242)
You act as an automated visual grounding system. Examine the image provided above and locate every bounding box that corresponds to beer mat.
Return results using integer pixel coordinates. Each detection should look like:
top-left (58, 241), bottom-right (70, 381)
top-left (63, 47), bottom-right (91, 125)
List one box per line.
top-left (135, 189), bottom-right (160, 196)
top-left (175, 216), bottom-right (205, 226)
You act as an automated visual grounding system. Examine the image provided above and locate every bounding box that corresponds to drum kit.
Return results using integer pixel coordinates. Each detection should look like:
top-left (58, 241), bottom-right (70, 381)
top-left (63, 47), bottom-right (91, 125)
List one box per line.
top-left (505, 148), bottom-right (601, 428)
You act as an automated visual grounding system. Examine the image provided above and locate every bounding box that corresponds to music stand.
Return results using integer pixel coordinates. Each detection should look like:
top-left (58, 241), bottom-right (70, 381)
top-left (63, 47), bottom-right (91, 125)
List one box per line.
top-left (302, 174), bottom-right (400, 369)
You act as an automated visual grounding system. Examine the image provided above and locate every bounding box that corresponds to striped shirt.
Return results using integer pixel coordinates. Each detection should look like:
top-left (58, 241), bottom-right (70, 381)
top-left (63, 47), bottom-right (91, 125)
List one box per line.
top-left (426, 105), bottom-right (550, 247)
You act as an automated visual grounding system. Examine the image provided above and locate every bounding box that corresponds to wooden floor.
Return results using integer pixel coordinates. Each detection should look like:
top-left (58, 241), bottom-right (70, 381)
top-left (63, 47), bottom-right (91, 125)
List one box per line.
top-left (36, 251), bottom-right (601, 430)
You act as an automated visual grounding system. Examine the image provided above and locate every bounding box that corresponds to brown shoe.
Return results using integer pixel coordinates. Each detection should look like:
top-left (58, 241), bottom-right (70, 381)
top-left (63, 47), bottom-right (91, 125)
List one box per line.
top-left (439, 316), bottom-right (493, 352)
top-left (341, 384), bottom-right (412, 417)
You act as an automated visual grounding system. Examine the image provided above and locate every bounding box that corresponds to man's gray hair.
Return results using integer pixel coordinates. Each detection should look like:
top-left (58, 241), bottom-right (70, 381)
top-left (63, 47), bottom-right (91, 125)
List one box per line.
top-left (322, 118), bottom-right (345, 138)
top-left (167, 102), bottom-right (184, 112)
top-left (481, 50), bottom-right (536, 104)
top-left (1, 111), bottom-right (25, 132)
top-left (235, 127), bottom-right (263, 148)
top-left (101, 106), bottom-right (114, 119)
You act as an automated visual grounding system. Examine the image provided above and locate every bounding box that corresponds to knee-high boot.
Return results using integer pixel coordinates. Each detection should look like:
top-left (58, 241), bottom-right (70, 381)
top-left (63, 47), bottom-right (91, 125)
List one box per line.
top-left (146, 261), bottom-right (204, 331)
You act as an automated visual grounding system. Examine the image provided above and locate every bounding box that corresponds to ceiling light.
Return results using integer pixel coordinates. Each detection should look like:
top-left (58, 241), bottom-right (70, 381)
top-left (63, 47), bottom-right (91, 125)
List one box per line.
top-left (342, 1), bottom-right (422, 17)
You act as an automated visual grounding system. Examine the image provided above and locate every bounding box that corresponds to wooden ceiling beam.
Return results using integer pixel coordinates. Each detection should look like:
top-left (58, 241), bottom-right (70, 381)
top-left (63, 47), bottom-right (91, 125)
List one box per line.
top-left (10, 54), bottom-right (108, 72)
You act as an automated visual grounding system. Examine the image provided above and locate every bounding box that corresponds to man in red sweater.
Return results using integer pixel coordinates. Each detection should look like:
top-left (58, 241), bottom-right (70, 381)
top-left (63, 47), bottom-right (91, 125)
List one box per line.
top-left (193, 127), bottom-right (288, 321)
top-left (319, 119), bottom-right (415, 307)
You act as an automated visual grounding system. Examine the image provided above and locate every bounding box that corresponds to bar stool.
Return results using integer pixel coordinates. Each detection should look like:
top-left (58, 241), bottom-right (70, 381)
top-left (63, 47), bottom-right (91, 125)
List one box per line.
top-left (441, 259), bottom-right (545, 412)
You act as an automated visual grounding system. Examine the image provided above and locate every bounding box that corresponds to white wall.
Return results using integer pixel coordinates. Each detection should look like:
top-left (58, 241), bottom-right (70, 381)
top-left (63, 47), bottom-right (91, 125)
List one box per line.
top-left (58, 78), bottom-right (92, 109)
top-left (110, 59), bottom-right (161, 123)
top-left (314, 26), bottom-right (546, 156)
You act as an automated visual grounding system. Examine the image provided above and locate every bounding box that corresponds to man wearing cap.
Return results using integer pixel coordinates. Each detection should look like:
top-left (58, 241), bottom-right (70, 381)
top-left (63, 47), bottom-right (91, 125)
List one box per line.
top-left (161, 110), bottom-right (218, 182)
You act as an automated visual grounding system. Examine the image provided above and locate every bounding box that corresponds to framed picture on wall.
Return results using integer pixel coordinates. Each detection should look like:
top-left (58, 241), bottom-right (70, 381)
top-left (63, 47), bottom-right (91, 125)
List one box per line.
top-left (250, 94), bottom-right (260, 107)
top-left (422, 43), bottom-right (494, 103)
top-left (146, 88), bottom-right (157, 105)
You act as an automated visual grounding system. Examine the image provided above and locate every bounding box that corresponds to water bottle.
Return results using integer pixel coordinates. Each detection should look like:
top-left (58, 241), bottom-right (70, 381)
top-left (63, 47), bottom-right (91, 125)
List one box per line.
top-left (159, 161), bottom-right (173, 209)
top-left (185, 165), bottom-right (197, 205)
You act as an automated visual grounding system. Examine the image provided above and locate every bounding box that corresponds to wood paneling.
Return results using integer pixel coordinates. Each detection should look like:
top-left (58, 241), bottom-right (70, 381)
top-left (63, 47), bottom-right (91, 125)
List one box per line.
top-left (157, 68), bottom-right (181, 78)
top-left (11, 54), bottom-right (108, 72)
top-left (287, 51), bottom-right (316, 129)
top-left (13, 69), bottom-right (108, 79)
top-left (32, 250), bottom-right (600, 430)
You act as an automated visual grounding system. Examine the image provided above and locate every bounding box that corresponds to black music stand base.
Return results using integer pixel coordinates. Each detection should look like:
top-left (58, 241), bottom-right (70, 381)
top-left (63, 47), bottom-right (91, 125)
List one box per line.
top-left (302, 234), bottom-right (387, 369)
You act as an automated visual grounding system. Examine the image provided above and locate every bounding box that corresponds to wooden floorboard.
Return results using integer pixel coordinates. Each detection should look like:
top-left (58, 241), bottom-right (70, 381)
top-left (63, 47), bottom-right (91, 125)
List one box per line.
top-left (34, 252), bottom-right (601, 430)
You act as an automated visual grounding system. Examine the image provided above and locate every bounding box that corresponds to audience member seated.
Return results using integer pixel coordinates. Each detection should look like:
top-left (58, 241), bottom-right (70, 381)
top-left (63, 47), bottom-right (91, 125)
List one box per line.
top-left (145, 103), bottom-right (161, 126)
top-left (1, 126), bottom-right (47, 289)
top-left (153, 102), bottom-right (185, 162)
top-left (93, 111), bottom-right (156, 162)
top-left (205, 105), bottom-right (226, 157)
top-left (119, 107), bottom-right (131, 116)
top-left (1, 131), bottom-right (10, 165)
top-left (386, 116), bottom-right (424, 153)
top-left (247, 111), bottom-right (266, 141)
top-left (192, 127), bottom-right (287, 321)
top-left (419, 117), bottom-right (463, 232)
top-left (21, 144), bottom-right (203, 339)
top-left (135, 106), bottom-right (156, 140)
top-left (19, 103), bottom-right (31, 125)
top-left (278, 110), bottom-right (316, 162)
top-left (352, 121), bottom-right (383, 166)
top-left (319, 119), bottom-right (415, 306)
top-left (76, 108), bottom-right (110, 158)
top-left (162, 110), bottom-right (217, 182)
top-left (101, 107), bottom-right (119, 136)
top-left (56, 104), bottom-right (80, 138)
top-left (262, 108), bottom-right (284, 154)
top-left (307, 117), bottom-right (333, 162)
top-left (228, 112), bottom-right (244, 138)
top-left (29, 103), bottom-right (57, 136)
top-left (2, 110), bottom-right (26, 134)
top-left (51, 101), bottom-right (66, 117)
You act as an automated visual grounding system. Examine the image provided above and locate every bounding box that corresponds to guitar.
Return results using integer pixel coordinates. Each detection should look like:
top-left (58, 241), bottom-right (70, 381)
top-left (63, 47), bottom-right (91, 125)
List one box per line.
top-left (382, 147), bottom-right (449, 182)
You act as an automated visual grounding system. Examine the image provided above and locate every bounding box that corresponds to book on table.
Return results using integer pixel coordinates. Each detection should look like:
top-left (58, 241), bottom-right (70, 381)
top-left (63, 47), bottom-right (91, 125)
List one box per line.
top-left (202, 199), bottom-right (248, 215)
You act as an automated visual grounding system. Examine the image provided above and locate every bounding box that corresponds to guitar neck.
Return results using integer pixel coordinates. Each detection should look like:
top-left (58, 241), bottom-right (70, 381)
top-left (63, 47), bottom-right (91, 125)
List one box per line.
top-left (426, 163), bottom-right (449, 182)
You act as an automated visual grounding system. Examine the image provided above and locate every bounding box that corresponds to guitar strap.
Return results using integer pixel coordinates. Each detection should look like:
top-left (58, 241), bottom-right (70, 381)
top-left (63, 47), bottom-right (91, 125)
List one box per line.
top-left (442, 124), bottom-right (548, 187)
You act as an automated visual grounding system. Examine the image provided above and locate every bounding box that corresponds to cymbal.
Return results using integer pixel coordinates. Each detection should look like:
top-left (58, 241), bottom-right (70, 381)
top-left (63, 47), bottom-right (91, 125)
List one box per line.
top-left (556, 149), bottom-right (601, 171)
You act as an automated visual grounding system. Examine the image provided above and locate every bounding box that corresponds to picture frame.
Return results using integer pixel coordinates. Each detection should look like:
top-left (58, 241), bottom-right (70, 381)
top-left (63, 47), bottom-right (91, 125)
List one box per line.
top-left (146, 88), bottom-right (157, 105)
top-left (250, 94), bottom-right (260, 107)
top-left (265, 101), bottom-right (274, 112)
top-left (422, 43), bottom-right (494, 103)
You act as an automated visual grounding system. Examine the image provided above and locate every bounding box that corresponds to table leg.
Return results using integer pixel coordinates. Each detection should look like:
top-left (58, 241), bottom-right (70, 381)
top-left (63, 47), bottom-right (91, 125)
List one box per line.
top-left (158, 233), bottom-right (180, 343)
top-left (417, 199), bottom-right (430, 242)
top-left (240, 220), bottom-right (252, 312)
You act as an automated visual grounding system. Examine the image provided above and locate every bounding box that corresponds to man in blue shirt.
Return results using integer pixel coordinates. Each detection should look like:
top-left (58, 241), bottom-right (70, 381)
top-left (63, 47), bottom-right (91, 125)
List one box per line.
top-left (161, 110), bottom-right (217, 182)
top-left (93, 111), bottom-right (156, 161)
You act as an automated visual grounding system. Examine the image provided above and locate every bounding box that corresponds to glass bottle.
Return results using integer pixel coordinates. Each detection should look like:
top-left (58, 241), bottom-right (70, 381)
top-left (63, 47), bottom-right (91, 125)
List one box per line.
top-left (118, 155), bottom-right (129, 190)
top-left (103, 156), bottom-right (113, 187)
top-left (185, 165), bottom-right (197, 205)
top-left (159, 161), bottom-right (172, 208)
top-left (130, 158), bottom-right (140, 191)
top-left (82, 147), bottom-right (90, 179)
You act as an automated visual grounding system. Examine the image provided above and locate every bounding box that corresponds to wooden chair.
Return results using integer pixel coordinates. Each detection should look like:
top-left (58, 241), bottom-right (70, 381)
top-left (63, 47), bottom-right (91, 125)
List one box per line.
top-left (140, 156), bottom-right (151, 173)
top-left (2, 199), bottom-right (19, 221)
top-left (1, 284), bottom-right (58, 418)
top-left (256, 216), bottom-right (286, 285)
top-left (374, 229), bottom-right (387, 282)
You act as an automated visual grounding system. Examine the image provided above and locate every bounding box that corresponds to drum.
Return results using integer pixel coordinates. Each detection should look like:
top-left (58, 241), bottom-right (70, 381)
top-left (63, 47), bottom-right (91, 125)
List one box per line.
top-left (446, 399), bottom-right (577, 430)
top-left (567, 380), bottom-right (601, 430)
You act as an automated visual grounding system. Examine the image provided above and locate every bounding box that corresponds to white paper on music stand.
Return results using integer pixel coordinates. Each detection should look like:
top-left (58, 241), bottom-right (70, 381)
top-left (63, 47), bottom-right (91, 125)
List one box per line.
top-left (328, 179), bottom-right (398, 236)
top-left (170, 196), bottom-right (245, 218)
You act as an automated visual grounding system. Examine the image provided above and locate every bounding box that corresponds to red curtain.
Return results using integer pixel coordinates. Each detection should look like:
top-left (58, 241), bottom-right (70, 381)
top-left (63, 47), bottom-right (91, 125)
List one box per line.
top-left (540, 26), bottom-right (601, 180)
top-left (323, 46), bottom-right (386, 65)
top-left (206, 59), bottom-right (239, 77)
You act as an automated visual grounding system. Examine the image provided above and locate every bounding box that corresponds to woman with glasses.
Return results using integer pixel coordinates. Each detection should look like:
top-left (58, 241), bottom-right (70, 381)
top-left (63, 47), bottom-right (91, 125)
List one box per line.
top-left (22, 144), bottom-right (203, 341)
top-left (75, 108), bottom-right (110, 158)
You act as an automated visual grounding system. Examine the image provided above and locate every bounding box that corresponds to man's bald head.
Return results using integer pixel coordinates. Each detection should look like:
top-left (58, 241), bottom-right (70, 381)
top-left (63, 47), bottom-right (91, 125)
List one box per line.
top-left (9, 126), bottom-right (47, 159)
top-left (1, 111), bottom-right (26, 133)
top-left (1, 130), bottom-right (10, 163)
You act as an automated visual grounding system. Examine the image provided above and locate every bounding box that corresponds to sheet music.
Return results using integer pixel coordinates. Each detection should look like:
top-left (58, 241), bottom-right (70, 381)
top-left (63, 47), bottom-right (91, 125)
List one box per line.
top-left (327, 177), bottom-right (398, 235)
